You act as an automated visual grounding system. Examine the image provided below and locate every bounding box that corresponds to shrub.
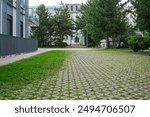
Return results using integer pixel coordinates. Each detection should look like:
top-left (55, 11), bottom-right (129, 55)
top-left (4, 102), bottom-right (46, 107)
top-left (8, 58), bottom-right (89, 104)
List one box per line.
top-left (127, 36), bottom-right (150, 52)
top-left (127, 36), bottom-right (142, 52)
top-left (54, 42), bottom-right (68, 47)
top-left (143, 34), bottom-right (150, 50)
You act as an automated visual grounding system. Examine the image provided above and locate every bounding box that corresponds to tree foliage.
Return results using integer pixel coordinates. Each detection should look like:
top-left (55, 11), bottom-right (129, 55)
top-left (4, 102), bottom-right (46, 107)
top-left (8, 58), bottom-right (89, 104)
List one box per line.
top-left (128, 0), bottom-right (150, 33)
top-left (76, 0), bottom-right (128, 47)
top-left (31, 4), bottom-right (73, 47)
top-left (133, 0), bottom-right (150, 34)
top-left (31, 4), bottom-right (49, 47)
top-left (53, 6), bottom-right (73, 46)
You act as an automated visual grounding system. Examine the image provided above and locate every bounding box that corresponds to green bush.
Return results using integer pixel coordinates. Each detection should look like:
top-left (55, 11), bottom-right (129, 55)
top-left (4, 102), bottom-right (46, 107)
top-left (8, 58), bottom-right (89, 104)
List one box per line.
top-left (54, 42), bottom-right (68, 47)
top-left (143, 35), bottom-right (150, 50)
top-left (127, 36), bottom-right (142, 52)
top-left (127, 36), bottom-right (150, 52)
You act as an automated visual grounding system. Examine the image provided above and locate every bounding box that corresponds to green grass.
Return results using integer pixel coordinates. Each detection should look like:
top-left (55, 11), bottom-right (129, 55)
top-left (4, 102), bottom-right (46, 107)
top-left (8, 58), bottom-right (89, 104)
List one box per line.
top-left (97, 48), bottom-right (132, 54)
top-left (97, 48), bottom-right (150, 56)
top-left (0, 51), bottom-right (70, 98)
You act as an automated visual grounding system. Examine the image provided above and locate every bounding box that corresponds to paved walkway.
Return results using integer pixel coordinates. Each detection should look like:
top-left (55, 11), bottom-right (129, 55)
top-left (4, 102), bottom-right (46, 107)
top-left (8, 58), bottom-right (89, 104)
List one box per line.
top-left (4, 50), bottom-right (149, 100)
top-left (0, 48), bottom-right (93, 66)
top-left (0, 49), bottom-right (49, 66)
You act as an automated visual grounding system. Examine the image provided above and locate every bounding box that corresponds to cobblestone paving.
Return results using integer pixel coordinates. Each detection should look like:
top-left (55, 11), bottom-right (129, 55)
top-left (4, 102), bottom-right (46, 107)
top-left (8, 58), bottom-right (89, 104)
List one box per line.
top-left (1, 50), bottom-right (150, 100)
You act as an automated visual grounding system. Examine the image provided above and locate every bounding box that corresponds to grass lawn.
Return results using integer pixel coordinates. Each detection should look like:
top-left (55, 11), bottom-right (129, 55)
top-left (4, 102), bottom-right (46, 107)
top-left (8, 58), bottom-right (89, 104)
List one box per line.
top-left (0, 51), bottom-right (70, 99)
top-left (97, 48), bottom-right (133, 54)
top-left (98, 48), bottom-right (150, 55)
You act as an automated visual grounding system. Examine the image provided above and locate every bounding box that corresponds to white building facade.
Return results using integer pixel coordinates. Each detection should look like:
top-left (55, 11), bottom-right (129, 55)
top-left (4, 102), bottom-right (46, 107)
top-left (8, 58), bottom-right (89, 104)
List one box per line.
top-left (64, 4), bottom-right (82, 45)
top-left (126, 5), bottom-right (136, 27)
top-left (47, 4), bottom-right (84, 45)
top-left (30, 3), bottom-right (86, 45)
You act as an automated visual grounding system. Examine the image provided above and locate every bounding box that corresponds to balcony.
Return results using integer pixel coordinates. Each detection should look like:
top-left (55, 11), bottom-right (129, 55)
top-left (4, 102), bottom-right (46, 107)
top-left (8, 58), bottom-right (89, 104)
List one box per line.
top-left (29, 8), bottom-right (39, 27)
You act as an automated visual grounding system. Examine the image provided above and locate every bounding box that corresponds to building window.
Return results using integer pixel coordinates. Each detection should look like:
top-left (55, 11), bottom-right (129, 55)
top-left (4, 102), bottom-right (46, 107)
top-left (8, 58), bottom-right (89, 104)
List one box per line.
top-left (66, 5), bottom-right (68, 9)
top-left (71, 35), bottom-right (73, 40)
top-left (20, 0), bottom-right (25, 7)
top-left (71, 5), bottom-right (73, 11)
top-left (76, 6), bottom-right (78, 11)
top-left (20, 7), bottom-right (24, 14)
top-left (20, 21), bottom-right (23, 37)
top-left (7, 14), bottom-right (13, 36)
top-left (8, 0), bottom-right (13, 4)
top-left (75, 36), bottom-right (79, 43)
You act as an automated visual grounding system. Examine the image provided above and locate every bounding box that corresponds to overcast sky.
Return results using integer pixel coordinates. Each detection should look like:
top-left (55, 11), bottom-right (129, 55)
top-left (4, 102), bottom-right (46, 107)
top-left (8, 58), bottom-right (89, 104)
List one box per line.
top-left (29, 0), bottom-right (87, 6)
top-left (29, 0), bottom-right (127, 6)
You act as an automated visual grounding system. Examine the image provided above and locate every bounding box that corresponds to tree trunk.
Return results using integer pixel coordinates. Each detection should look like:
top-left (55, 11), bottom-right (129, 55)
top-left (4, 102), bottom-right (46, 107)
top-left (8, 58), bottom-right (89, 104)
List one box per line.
top-left (86, 36), bottom-right (88, 47)
top-left (112, 34), bottom-right (117, 48)
top-left (106, 36), bottom-right (110, 48)
top-left (112, 38), bottom-right (116, 48)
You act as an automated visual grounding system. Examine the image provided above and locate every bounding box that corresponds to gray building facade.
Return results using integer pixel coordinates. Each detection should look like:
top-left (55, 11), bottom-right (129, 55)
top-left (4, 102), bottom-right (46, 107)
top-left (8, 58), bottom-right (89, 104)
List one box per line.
top-left (28, 7), bottom-right (39, 36)
top-left (0, 0), bottom-right (38, 57)
top-left (0, 0), bottom-right (29, 38)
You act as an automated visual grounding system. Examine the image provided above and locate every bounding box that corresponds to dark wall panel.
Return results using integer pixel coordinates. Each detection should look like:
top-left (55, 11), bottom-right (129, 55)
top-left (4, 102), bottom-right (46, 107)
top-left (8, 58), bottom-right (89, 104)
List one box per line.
top-left (0, 34), bottom-right (38, 57)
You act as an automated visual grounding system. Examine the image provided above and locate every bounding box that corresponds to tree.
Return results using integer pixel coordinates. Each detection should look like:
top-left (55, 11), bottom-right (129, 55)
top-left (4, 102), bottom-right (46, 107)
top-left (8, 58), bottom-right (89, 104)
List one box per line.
top-left (76, 0), bottom-right (128, 48)
top-left (47, 15), bottom-right (56, 46)
top-left (31, 4), bottom-right (73, 47)
top-left (134, 0), bottom-right (150, 34)
top-left (53, 5), bottom-right (74, 46)
top-left (31, 4), bottom-right (49, 47)
top-left (75, 6), bottom-right (88, 46)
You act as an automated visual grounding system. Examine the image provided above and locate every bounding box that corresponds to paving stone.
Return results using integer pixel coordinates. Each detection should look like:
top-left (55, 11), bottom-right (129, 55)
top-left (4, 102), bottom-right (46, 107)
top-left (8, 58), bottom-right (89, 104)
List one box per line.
top-left (1, 50), bottom-right (150, 100)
